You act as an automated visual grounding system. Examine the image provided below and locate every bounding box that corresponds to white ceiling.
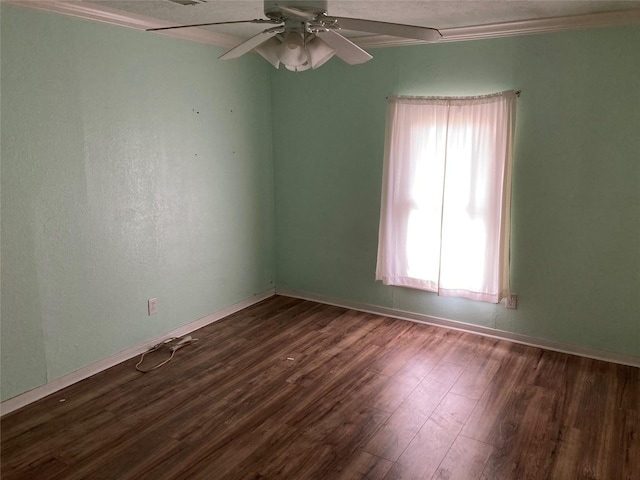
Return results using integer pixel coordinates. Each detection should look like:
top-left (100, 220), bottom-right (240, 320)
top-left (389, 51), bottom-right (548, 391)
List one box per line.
top-left (92, 0), bottom-right (640, 34)
top-left (6, 0), bottom-right (640, 47)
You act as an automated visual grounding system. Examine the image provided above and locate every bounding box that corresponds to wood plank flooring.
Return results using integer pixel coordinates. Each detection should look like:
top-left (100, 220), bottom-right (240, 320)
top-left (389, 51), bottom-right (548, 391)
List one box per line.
top-left (1, 295), bottom-right (638, 479)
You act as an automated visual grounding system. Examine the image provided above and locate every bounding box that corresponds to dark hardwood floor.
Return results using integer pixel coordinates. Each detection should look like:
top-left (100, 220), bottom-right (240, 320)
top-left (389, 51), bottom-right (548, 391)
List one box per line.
top-left (1, 295), bottom-right (638, 479)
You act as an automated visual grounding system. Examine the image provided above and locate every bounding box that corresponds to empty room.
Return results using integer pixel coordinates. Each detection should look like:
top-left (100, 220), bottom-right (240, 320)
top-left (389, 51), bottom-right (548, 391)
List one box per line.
top-left (1, 1), bottom-right (638, 479)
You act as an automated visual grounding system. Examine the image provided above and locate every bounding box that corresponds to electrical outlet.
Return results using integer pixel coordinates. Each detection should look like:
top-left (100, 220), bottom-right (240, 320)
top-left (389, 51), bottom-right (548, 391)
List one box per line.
top-left (148, 298), bottom-right (158, 316)
top-left (506, 294), bottom-right (517, 310)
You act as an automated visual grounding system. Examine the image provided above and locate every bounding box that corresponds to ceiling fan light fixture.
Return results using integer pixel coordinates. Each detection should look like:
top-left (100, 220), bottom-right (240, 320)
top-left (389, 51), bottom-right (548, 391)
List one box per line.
top-left (306, 37), bottom-right (335, 69)
top-left (254, 37), bottom-right (281, 68)
top-left (278, 31), bottom-right (309, 67)
top-left (285, 60), bottom-right (311, 73)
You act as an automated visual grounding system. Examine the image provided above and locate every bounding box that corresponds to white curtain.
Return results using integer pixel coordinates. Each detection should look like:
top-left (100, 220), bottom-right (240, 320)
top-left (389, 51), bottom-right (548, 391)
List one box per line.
top-left (376, 91), bottom-right (517, 303)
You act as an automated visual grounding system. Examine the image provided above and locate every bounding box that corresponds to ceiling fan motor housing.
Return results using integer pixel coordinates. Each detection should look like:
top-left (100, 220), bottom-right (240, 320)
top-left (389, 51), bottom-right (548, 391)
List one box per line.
top-left (264, 0), bottom-right (328, 19)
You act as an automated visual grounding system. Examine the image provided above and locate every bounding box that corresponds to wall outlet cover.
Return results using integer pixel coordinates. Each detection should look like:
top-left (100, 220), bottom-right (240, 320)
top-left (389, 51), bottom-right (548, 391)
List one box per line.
top-left (148, 298), bottom-right (158, 315)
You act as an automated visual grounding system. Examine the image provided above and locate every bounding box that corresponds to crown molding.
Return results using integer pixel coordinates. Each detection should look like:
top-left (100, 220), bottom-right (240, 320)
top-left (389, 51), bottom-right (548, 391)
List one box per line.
top-left (2, 0), bottom-right (242, 48)
top-left (355, 9), bottom-right (640, 48)
top-left (3, 1), bottom-right (640, 49)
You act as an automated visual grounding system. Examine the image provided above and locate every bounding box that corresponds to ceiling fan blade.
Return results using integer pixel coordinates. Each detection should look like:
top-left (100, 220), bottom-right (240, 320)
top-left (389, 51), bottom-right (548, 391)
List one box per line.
top-left (146, 19), bottom-right (278, 32)
top-left (219, 27), bottom-right (283, 60)
top-left (315, 30), bottom-right (372, 65)
top-left (329, 17), bottom-right (441, 42)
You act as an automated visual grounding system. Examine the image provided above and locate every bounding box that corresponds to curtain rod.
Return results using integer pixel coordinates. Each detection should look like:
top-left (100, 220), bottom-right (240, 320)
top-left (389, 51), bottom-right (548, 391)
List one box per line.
top-left (387, 90), bottom-right (521, 100)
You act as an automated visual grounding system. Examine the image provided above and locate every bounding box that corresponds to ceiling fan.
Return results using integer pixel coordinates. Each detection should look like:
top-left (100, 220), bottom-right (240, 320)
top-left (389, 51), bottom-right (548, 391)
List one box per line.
top-left (148, 0), bottom-right (441, 72)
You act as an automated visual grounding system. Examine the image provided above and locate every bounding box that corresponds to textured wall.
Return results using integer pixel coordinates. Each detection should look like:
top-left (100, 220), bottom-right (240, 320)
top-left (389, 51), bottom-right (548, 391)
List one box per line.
top-left (1, 6), bottom-right (275, 401)
top-left (2, 6), bottom-right (638, 403)
top-left (272, 26), bottom-right (640, 357)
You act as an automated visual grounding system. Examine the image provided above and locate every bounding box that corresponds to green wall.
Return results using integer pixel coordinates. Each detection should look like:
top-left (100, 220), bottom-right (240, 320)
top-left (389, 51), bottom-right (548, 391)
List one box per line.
top-left (272, 26), bottom-right (640, 357)
top-left (2, 5), bottom-right (638, 403)
top-left (1, 6), bottom-right (275, 401)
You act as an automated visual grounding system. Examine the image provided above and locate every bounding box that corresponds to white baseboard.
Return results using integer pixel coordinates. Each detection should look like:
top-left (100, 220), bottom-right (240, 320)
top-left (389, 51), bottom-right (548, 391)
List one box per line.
top-left (0, 289), bottom-right (275, 417)
top-left (4, 286), bottom-right (636, 416)
top-left (276, 288), bottom-right (640, 369)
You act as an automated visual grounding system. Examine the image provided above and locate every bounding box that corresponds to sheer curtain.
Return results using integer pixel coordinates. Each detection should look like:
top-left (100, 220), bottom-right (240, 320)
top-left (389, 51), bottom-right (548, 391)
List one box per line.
top-left (376, 91), bottom-right (517, 303)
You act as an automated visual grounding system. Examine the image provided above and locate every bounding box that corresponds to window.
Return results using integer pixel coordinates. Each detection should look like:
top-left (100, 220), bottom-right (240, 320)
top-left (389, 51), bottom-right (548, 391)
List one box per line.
top-left (376, 91), bottom-right (517, 303)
